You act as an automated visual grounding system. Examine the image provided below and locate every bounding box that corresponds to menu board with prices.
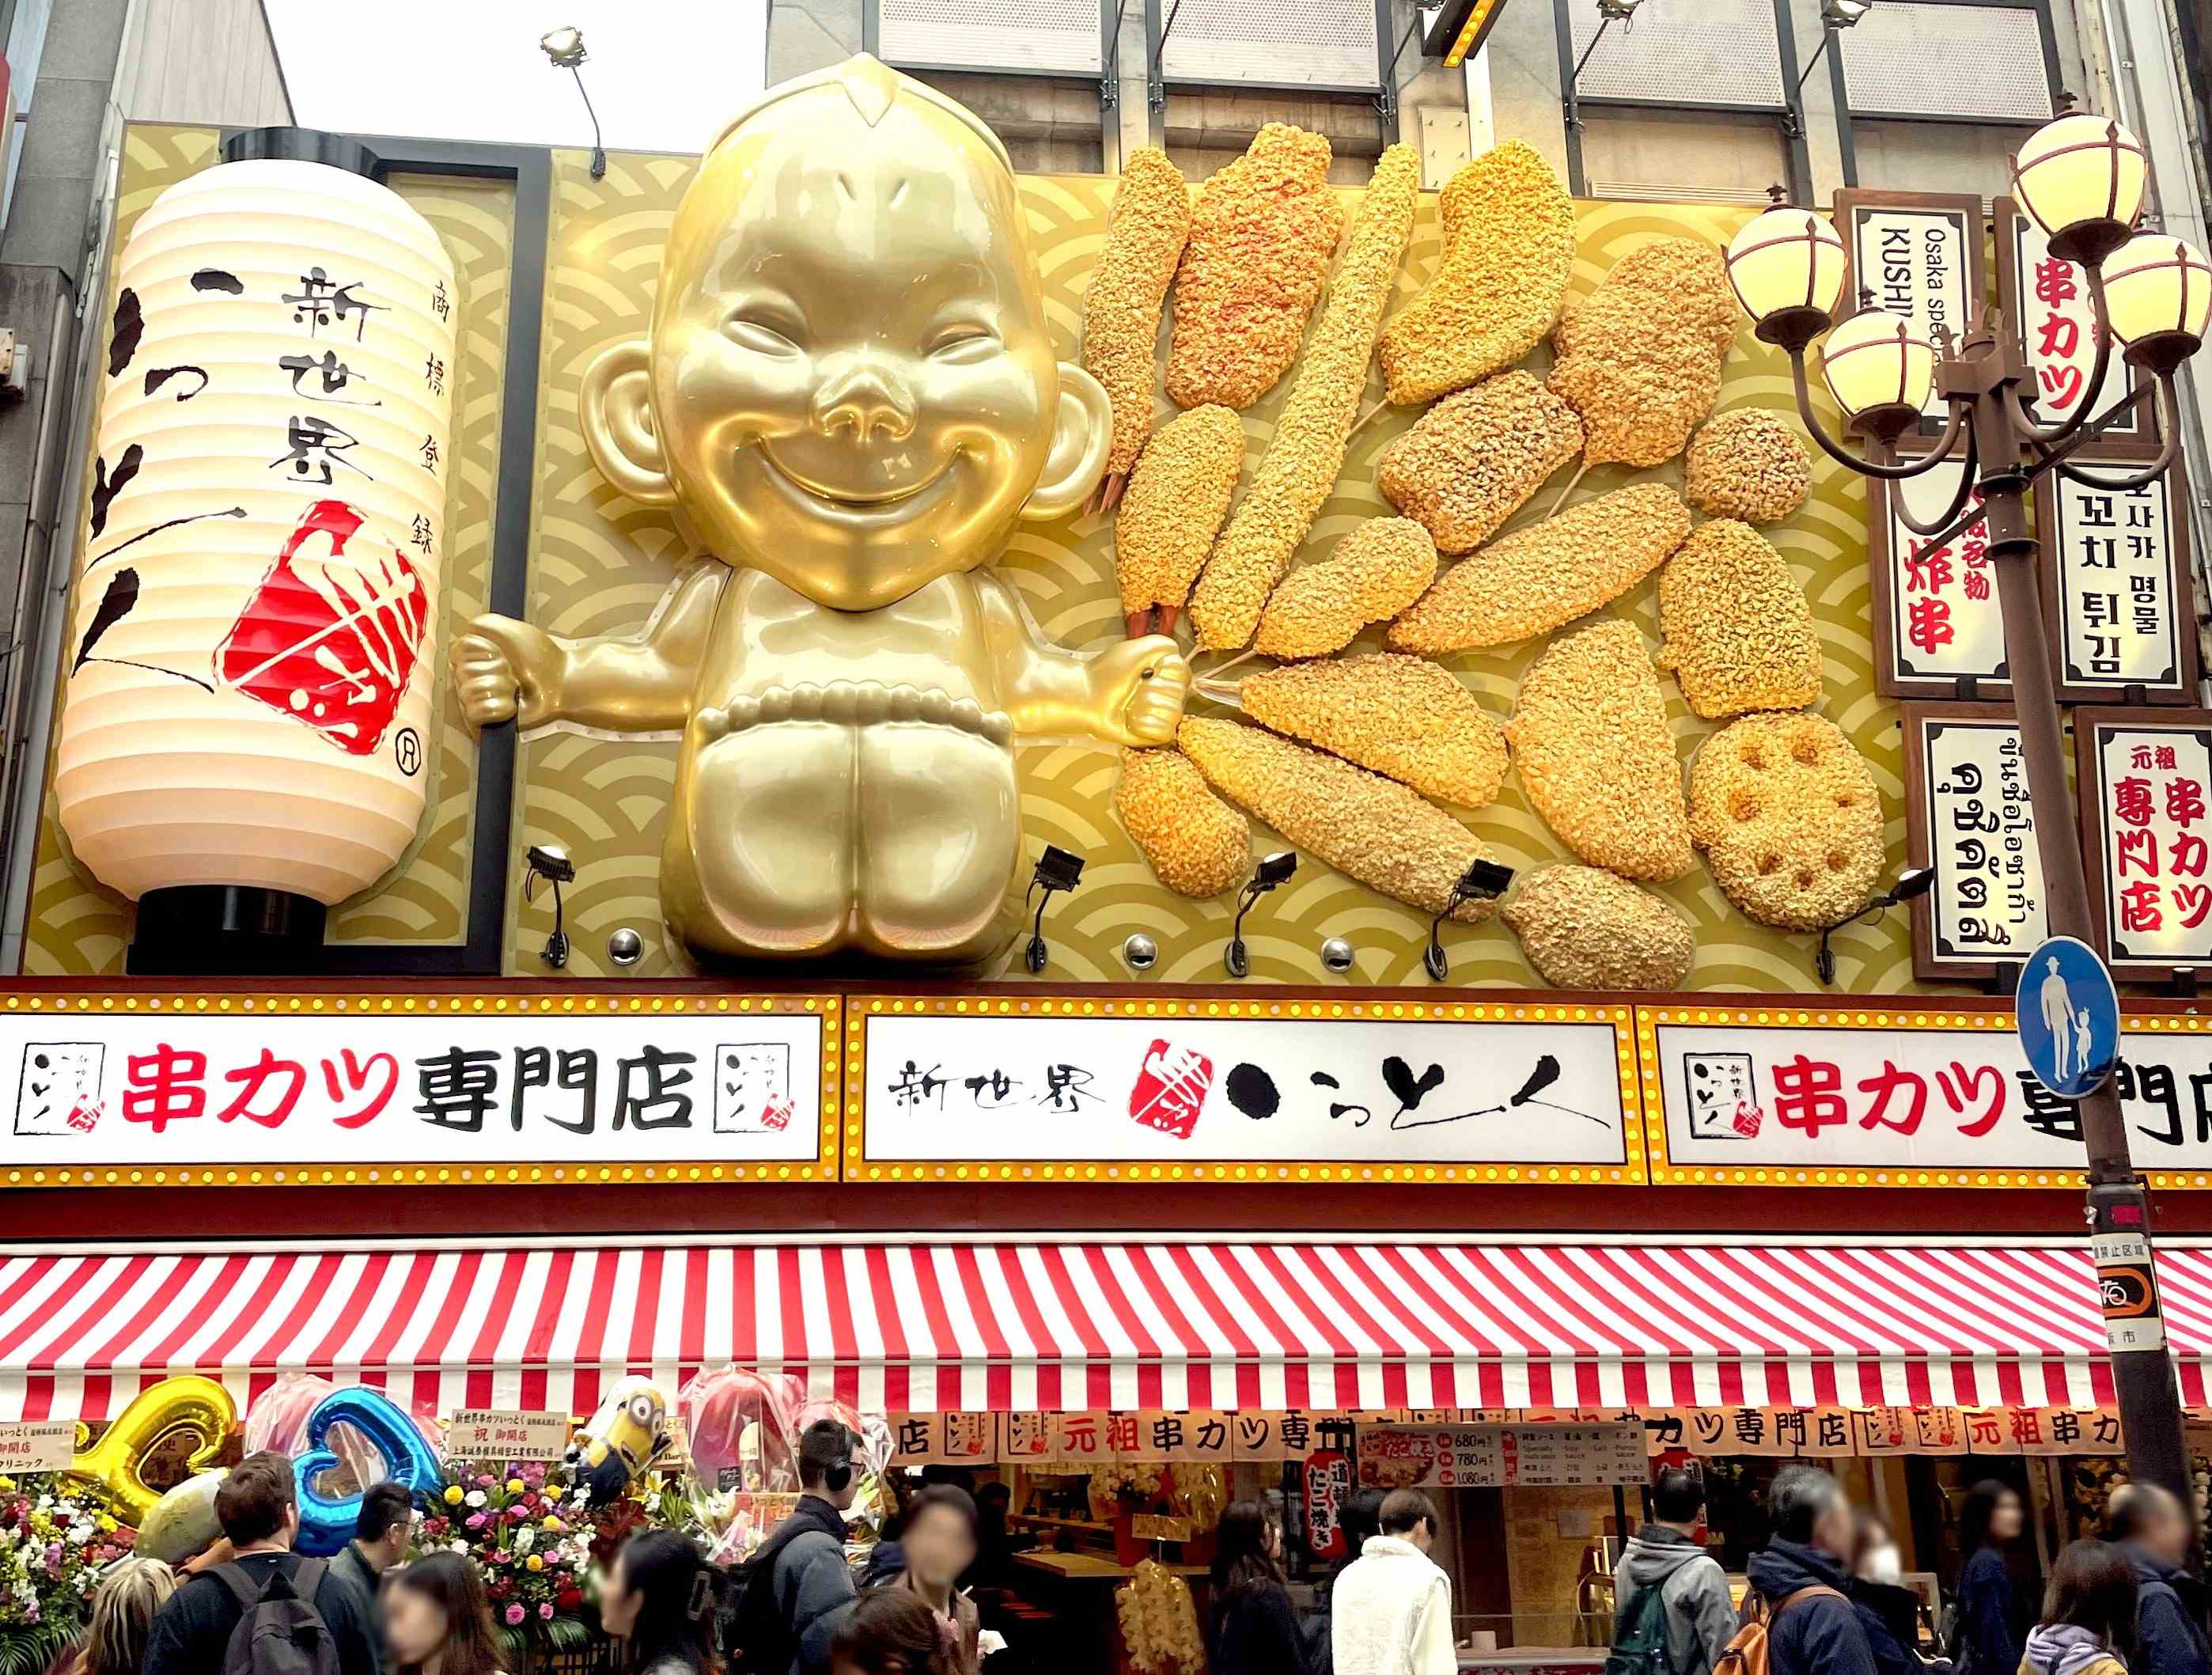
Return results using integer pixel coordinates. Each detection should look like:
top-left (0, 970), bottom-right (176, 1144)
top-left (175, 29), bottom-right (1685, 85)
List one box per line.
top-left (2076, 711), bottom-right (2212, 977)
top-left (1902, 703), bottom-right (2047, 981)
top-left (1356, 1422), bottom-right (1646, 1489)
top-left (2043, 467), bottom-right (2195, 703)
top-left (1872, 454), bottom-right (2007, 699)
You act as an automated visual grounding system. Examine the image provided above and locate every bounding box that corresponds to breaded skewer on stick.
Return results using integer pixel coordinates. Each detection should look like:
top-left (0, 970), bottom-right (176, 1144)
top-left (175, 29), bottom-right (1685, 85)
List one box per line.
top-left (1377, 142), bottom-right (1577, 406)
top-left (1115, 404), bottom-right (1244, 637)
top-left (1180, 716), bottom-right (1502, 919)
top-left (1377, 373), bottom-right (1585, 555)
top-left (1082, 149), bottom-right (1191, 513)
top-left (1166, 123), bottom-right (1343, 411)
top-left (1115, 748), bottom-right (1251, 897)
top-left (1547, 237), bottom-right (1738, 471)
top-left (1188, 144), bottom-right (1422, 652)
top-left (1235, 654), bottom-right (1509, 809)
top-left (1250, 517), bottom-right (1436, 661)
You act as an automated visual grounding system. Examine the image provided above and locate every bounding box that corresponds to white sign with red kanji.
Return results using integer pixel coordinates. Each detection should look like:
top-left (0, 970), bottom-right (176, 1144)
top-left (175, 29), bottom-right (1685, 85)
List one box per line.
top-left (2049, 475), bottom-right (2186, 697)
top-left (2085, 720), bottom-right (2212, 971)
top-left (1883, 459), bottom-right (2006, 689)
top-left (1916, 713), bottom-right (2047, 966)
top-left (1654, 1014), bottom-right (2212, 1173)
top-left (2010, 215), bottom-right (2131, 428)
top-left (860, 1011), bottom-right (1631, 1165)
top-left (0, 1006), bottom-right (823, 1169)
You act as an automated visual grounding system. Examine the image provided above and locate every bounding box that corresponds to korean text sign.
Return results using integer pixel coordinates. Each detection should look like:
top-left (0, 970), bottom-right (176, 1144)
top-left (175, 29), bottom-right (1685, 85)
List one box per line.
top-left (0, 997), bottom-right (827, 1176)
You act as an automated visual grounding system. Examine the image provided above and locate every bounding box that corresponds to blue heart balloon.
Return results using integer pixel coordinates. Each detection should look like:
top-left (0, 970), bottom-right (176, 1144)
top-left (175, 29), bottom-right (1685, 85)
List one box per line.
top-left (292, 1385), bottom-right (444, 1556)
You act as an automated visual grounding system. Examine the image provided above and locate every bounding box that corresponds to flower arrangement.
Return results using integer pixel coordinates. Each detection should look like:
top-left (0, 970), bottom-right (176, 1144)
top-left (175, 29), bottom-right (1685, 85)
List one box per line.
top-left (0, 1476), bottom-right (134, 1675)
top-left (420, 1463), bottom-right (597, 1664)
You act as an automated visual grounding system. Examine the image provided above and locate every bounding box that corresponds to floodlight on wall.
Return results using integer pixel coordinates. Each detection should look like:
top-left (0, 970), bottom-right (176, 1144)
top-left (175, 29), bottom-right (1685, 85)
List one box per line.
top-left (55, 153), bottom-right (458, 974)
top-left (540, 26), bottom-right (607, 180)
top-left (1796, 0), bottom-right (1876, 93)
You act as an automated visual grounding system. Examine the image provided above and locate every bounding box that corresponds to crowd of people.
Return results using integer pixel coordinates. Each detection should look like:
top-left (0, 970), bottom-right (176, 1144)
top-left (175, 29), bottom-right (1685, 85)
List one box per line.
top-left (37, 1426), bottom-right (2212, 1675)
top-left (1612, 1465), bottom-right (2212, 1675)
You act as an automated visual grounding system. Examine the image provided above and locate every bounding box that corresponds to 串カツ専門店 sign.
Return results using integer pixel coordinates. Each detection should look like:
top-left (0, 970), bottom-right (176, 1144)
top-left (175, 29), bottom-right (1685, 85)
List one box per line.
top-left (0, 991), bottom-right (833, 1184)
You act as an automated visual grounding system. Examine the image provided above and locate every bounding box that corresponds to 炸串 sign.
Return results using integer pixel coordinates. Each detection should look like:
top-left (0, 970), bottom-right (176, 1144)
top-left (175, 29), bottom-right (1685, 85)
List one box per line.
top-left (446, 1408), bottom-right (571, 1462)
top-left (853, 999), bottom-right (1637, 1179)
top-left (0, 993), bottom-right (831, 1182)
top-left (2078, 711), bottom-right (2212, 976)
top-left (1997, 198), bottom-right (2144, 440)
top-left (1646, 1004), bottom-right (2212, 1183)
top-left (1839, 191), bottom-right (1983, 424)
top-left (1902, 704), bottom-right (2046, 981)
top-left (1871, 456), bottom-right (2006, 699)
top-left (2043, 466), bottom-right (2195, 703)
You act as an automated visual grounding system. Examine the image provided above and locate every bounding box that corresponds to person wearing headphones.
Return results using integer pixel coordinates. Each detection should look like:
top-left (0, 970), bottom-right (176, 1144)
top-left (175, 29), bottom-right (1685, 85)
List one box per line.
top-left (732, 1420), bottom-right (862, 1675)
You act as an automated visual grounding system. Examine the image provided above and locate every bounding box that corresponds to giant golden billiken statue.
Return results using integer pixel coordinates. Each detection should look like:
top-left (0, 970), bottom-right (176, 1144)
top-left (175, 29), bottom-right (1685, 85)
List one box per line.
top-left (456, 57), bottom-right (1189, 967)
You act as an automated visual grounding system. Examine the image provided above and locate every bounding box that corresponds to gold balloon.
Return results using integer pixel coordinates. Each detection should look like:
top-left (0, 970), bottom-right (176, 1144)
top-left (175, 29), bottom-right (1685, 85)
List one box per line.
top-left (1177, 1464), bottom-right (1226, 1533)
top-left (452, 53), bottom-right (1187, 971)
top-left (67, 1374), bottom-right (235, 1526)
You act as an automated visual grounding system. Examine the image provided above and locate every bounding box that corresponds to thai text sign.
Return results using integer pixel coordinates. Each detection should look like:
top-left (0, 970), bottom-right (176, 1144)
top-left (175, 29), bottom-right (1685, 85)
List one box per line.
top-left (0, 994), bottom-right (829, 1180)
top-left (1902, 707), bottom-right (2045, 980)
top-left (1646, 1006), bottom-right (2212, 1180)
top-left (854, 999), bottom-right (1636, 1177)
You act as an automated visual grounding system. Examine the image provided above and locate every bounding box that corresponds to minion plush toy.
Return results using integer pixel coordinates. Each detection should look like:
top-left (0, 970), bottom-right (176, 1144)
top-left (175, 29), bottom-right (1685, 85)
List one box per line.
top-left (566, 1376), bottom-right (672, 1506)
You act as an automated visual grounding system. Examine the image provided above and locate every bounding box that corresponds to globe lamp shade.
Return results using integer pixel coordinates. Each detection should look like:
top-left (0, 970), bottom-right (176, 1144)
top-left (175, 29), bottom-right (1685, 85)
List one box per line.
top-left (2100, 232), bottom-right (2212, 376)
top-left (2011, 110), bottom-right (2147, 267)
top-left (1820, 308), bottom-right (1935, 437)
top-left (1725, 203), bottom-right (1847, 349)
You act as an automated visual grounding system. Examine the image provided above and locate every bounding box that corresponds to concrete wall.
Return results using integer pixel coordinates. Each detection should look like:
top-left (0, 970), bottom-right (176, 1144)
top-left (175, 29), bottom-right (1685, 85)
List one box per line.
top-left (116, 0), bottom-right (293, 127)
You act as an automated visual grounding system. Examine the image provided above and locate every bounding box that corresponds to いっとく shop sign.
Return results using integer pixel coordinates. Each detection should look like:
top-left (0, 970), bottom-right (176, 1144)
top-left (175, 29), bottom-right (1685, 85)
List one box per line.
top-left (0, 991), bottom-right (834, 1184)
top-left (848, 995), bottom-right (1641, 1183)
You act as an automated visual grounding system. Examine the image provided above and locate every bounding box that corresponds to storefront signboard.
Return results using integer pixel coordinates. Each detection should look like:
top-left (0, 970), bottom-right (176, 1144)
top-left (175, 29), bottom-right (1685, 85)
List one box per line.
top-left (1836, 191), bottom-right (1984, 427)
top-left (2075, 711), bottom-right (2212, 978)
top-left (2040, 465), bottom-right (2196, 704)
top-left (445, 1408), bottom-right (570, 1462)
top-left (1869, 459), bottom-right (2007, 700)
top-left (1995, 198), bottom-right (2144, 440)
top-left (1901, 705), bottom-right (2047, 982)
top-left (850, 997), bottom-right (1640, 1184)
top-left (1642, 1003), bottom-right (2212, 1186)
top-left (1356, 1422), bottom-right (1646, 1487)
top-left (991, 1410), bottom-right (1328, 1465)
top-left (0, 991), bottom-right (836, 1185)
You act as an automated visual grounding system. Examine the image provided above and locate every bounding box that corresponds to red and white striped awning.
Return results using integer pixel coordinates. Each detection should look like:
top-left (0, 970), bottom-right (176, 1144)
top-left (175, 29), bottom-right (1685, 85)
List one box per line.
top-left (6, 1237), bottom-right (2210, 1423)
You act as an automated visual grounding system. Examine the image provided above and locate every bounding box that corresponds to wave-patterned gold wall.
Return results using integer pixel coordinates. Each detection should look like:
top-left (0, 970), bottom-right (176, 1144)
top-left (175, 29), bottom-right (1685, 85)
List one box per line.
top-left (34, 135), bottom-right (1942, 995)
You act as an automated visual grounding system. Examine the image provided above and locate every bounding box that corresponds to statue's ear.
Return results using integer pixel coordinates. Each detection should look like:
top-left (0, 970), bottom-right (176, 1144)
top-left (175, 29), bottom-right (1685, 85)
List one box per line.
top-left (581, 339), bottom-right (676, 506)
top-left (1023, 361), bottom-right (1112, 521)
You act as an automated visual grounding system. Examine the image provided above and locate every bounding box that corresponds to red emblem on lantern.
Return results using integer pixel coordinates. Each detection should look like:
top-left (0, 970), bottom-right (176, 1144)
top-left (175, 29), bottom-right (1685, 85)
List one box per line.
top-left (216, 498), bottom-right (428, 756)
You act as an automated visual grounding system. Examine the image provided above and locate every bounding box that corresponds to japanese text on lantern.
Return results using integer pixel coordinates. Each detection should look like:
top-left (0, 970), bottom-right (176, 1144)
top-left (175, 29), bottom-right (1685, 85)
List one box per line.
top-left (2089, 722), bottom-right (2212, 971)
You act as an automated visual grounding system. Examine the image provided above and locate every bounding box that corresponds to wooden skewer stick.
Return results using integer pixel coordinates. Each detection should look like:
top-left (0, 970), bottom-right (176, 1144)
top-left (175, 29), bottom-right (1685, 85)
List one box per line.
top-left (1199, 645), bottom-right (1262, 682)
top-left (1544, 459), bottom-right (1591, 519)
top-left (1343, 400), bottom-right (1392, 445)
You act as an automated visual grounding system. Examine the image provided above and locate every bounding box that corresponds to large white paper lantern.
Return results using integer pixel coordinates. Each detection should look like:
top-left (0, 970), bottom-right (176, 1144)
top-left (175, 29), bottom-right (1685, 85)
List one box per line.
top-left (54, 156), bottom-right (456, 961)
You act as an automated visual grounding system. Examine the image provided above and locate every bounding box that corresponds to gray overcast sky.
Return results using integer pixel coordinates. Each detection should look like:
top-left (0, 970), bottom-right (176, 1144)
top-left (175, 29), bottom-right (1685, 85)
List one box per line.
top-left (267, 1), bottom-right (771, 155)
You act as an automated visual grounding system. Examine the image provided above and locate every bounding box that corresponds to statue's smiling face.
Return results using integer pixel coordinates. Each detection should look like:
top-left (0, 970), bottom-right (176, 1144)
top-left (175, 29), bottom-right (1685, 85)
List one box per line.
top-left (650, 94), bottom-right (1060, 611)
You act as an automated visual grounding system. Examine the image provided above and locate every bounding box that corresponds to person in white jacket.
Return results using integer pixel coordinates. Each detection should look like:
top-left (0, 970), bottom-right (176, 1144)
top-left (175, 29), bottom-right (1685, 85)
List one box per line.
top-left (1331, 1490), bottom-right (1459, 1675)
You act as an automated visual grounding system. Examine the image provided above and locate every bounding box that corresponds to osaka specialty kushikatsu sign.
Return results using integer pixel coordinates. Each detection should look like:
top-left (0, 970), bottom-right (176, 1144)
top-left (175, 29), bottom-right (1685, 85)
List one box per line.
top-left (847, 996), bottom-right (1641, 1183)
top-left (1641, 1003), bottom-right (2212, 1186)
top-left (0, 991), bottom-right (835, 1185)
top-left (1836, 190), bottom-right (1985, 428)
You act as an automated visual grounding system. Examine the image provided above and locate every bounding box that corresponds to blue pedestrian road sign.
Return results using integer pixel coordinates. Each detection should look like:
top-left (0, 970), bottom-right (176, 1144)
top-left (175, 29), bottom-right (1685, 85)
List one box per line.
top-left (2015, 934), bottom-right (2120, 1100)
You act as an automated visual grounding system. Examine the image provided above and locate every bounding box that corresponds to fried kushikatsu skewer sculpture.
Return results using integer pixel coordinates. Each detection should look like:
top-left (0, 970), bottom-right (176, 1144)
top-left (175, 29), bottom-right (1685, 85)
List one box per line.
top-left (1081, 147), bottom-right (1191, 514)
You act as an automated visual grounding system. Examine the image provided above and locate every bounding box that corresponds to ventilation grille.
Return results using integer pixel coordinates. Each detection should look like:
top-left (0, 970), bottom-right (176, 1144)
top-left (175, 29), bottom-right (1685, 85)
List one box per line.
top-left (1157, 0), bottom-right (1381, 92)
top-left (1570, 0), bottom-right (1786, 108)
top-left (1839, 2), bottom-right (2053, 122)
top-left (878, 0), bottom-right (1103, 75)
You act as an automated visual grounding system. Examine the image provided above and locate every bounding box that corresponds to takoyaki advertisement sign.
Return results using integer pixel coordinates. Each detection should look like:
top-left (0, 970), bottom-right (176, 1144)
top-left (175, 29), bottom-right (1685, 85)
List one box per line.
top-left (0, 991), bottom-right (831, 1186)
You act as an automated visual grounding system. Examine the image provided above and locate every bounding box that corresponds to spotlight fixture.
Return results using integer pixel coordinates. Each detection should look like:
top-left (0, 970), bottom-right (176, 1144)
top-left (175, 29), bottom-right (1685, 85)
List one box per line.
top-left (1815, 866), bottom-right (1935, 985)
top-left (539, 26), bottom-right (607, 180)
top-left (523, 843), bottom-right (578, 969)
top-left (1821, 0), bottom-right (1873, 26)
top-left (1225, 851), bottom-right (1298, 978)
top-left (1424, 858), bottom-right (1516, 982)
top-left (1024, 845), bottom-right (1087, 973)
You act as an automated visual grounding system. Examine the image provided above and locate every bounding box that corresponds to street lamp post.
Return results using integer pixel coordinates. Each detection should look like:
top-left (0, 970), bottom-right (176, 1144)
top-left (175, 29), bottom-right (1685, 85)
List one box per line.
top-left (1726, 116), bottom-right (2212, 1506)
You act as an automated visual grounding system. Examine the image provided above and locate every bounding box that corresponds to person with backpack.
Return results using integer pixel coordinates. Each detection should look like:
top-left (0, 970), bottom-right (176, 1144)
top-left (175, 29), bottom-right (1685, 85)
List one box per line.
top-left (380, 1552), bottom-right (507, 1675)
top-left (1956, 1483), bottom-right (2028, 1675)
top-left (1613, 1468), bottom-right (1738, 1675)
top-left (1331, 1490), bottom-right (1456, 1675)
top-left (1739, 1466), bottom-right (1880, 1675)
top-left (729, 1420), bottom-right (862, 1675)
top-left (141, 1450), bottom-right (381, 1675)
top-left (2021, 1540), bottom-right (2137, 1675)
top-left (2105, 1485), bottom-right (2210, 1675)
